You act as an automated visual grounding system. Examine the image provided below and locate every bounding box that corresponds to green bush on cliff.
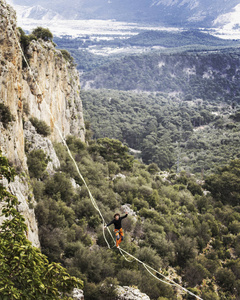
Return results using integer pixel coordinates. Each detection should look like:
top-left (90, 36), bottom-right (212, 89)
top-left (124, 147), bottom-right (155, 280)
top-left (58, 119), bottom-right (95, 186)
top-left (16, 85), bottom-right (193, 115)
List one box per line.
top-left (32, 27), bottom-right (53, 42)
top-left (30, 117), bottom-right (51, 137)
top-left (27, 149), bottom-right (49, 179)
top-left (18, 27), bottom-right (37, 51)
top-left (0, 151), bottom-right (83, 299)
top-left (0, 102), bottom-right (14, 129)
top-left (60, 49), bottom-right (74, 63)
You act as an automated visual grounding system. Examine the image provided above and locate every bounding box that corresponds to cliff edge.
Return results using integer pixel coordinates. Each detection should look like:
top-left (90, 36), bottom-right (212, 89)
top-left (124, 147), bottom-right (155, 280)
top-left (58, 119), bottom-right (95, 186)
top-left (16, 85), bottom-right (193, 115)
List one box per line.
top-left (0, 0), bottom-right (85, 246)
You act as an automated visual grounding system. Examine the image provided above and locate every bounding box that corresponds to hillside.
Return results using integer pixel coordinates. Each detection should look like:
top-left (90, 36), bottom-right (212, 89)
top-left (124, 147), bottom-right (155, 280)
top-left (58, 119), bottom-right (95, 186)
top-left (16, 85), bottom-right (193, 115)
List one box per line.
top-left (81, 89), bottom-right (240, 174)
top-left (124, 30), bottom-right (239, 47)
top-left (81, 49), bottom-right (240, 101)
top-left (1, 1), bottom-right (240, 300)
top-left (54, 30), bottom-right (240, 73)
top-left (28, 135), bottom-right (240, 300)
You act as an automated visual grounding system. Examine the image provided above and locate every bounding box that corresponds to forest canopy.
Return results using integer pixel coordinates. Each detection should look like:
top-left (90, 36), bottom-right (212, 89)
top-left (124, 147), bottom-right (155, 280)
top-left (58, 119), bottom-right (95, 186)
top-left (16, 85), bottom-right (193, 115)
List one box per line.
top-left (82, 89), bottom-right (240, 174)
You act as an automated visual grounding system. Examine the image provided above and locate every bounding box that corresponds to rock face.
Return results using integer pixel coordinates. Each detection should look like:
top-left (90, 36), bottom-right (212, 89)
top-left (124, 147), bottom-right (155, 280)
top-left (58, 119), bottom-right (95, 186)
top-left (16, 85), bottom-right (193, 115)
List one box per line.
top-left (116, 286), bottom-right (150, 300)
top-left (22, 39), bottom-right (85, 143)
top-left (0, 0), bottom-right (85, 246)
top-left (71, 288), bottom-right (84, 300)
top-left (24, 121), bottom-right (60, 174)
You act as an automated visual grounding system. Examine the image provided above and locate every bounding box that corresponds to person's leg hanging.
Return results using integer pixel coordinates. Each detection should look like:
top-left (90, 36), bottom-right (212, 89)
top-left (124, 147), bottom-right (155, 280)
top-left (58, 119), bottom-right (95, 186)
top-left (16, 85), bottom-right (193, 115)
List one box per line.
top-left (115, 229), bottom-right (121, 248)
top-left (119, 228), bottom-right (124, 246)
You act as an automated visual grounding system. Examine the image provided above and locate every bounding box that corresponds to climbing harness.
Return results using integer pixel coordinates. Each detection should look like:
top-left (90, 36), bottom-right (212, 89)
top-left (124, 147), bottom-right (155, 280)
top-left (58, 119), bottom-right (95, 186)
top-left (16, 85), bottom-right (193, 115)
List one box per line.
top-left (5, 5), bottom-right (203, 299)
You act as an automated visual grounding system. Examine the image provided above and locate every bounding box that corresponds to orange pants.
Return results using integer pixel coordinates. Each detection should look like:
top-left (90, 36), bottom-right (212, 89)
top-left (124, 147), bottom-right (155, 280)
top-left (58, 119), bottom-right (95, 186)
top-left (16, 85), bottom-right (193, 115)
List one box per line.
top-left (115, 228), bottom-right (124, 247)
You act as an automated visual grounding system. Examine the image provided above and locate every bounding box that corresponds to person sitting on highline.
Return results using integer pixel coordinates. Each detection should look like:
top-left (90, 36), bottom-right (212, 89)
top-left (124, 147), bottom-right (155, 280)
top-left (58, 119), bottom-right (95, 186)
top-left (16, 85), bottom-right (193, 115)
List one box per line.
top-left (104, 212), bottom-right (128, 248)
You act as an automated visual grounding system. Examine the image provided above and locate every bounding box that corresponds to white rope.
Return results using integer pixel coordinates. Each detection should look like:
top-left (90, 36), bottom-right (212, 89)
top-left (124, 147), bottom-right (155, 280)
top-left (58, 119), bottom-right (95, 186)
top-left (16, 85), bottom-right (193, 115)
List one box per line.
top-left (5, 6), bottom-right (203, 300)
top-left (119, 247), bottom-right (203, 300)
top-left (118, 247), bottom-right (134, 263)
top-left (143, 264), bottom-right (174, 286)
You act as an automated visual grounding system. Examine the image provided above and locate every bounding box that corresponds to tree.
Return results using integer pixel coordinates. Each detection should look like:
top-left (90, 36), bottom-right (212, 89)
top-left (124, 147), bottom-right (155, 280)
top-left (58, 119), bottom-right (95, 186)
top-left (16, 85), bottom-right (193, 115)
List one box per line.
top-left (0, 103), bottom-right (14, 129)
top-left (174, 236), bottom-right (197, 267)
top-left (204, 159), bottom-right (240, 205)
top-left (90, 138), bottom-right (134, 170)
top-left (45, 172), bottom-right (74, 203)
top-left (32, 27), bottom-right (53, 41)
top-left (0, 151), bottom-right (83, 299)
top-left (27, 149), bottom-right (48, 178)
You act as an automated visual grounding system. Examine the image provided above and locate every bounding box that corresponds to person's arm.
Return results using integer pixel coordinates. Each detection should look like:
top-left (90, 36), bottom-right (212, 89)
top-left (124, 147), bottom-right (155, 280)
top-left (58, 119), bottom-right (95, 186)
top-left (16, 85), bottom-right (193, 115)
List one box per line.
top-left (120, 212), bottom-right (128, 220)
top-left (105, 219), bottom-right (114, 228)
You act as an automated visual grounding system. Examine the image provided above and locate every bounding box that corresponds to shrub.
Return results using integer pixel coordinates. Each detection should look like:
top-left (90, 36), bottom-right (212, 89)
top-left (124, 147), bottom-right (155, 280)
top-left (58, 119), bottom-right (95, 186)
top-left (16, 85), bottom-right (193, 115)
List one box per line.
top-left (66, 136), bottom-right (86, 152)
top-left (0, 102), bottom-right (14, 128)
top-left (32, 27), bottom-right (53, 41)
top-left (216, 268), bottom-right (236, 292)
top-left (204, 159), bottom-right (240, 206)
top-left (187, 181), bottom-right (203, 196)
top-left (116, 269), bottom-right (141, 286)
top-left (147, 163), bottom-right (160, 174)
top-left (30, 117), bottom-right (51, 136)
top-left (90, 138), bottom-right (134, 171)
top-left (60, 49), bottom-right (74, 63)
top-left (45, 172), bottom-right (74, 203)
top-left (27, 149), bottom-right (48, 178)
top-left (136, 247), bottom-right (162, 268)
top-left (184, 261), bottom-right (210, 287)
top-left (18, 27), bottom-right (36, 51)
top-left (174, 236), bottom-right (197, 267)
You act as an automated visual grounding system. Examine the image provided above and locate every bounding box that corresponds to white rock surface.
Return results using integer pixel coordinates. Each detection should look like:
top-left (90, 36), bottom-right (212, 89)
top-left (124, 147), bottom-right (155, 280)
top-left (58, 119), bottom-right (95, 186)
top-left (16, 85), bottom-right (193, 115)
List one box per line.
top-left (121, 204), bottom-right (137, 217)
top-left (24, 121), bottom-right (60, 174)
top-left (9, 176), bottom-right (40, 247)
top-left (116, 286), bottom-right (150, 300)
top-left (71, 288), bottom-right (84, 300)
top-left (70, 177), bottom-right (80, 190)
top-left (0, 176), bottom-right (40, 248)
top-left (112, 173), bottom-right (126, 181)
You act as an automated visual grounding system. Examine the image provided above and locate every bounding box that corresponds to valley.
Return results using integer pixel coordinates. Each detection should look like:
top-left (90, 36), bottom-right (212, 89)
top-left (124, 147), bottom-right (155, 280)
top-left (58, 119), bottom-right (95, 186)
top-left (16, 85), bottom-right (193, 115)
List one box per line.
top-left (1, 1), bottom-right (240, 300)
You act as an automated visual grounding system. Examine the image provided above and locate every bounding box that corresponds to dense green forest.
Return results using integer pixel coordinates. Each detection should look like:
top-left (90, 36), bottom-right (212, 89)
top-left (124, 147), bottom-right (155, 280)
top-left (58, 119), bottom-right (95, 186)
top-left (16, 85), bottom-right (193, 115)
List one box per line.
top-left (81, 49), bottom-right (240, 97)
top-left (24, 134), bottom-right (240, 300)
top-left (81, 89), bottom-right (240, 174)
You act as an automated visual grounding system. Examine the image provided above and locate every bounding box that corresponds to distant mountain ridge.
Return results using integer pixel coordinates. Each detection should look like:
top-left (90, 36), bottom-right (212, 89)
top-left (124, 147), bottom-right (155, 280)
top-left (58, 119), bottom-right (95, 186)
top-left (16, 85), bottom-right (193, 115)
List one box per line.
top-left (10, 0), bottom-right (240, 28)
top-left (20, 5), bottom-right (62, 20)
top-left (124, 30), bottom-right (239, 47)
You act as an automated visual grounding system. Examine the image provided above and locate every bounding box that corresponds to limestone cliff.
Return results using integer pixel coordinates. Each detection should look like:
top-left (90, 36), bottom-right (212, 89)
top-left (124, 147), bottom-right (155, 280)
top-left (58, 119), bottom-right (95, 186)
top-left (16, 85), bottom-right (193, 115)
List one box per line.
top-left (0, 0), bottom-right (85, 247)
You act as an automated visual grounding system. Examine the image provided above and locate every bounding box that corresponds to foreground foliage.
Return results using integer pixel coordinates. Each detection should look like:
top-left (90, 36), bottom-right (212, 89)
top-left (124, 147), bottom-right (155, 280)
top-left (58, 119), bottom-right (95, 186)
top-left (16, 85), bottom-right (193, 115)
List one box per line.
top-left (0, 152), bottom-right (83, 299)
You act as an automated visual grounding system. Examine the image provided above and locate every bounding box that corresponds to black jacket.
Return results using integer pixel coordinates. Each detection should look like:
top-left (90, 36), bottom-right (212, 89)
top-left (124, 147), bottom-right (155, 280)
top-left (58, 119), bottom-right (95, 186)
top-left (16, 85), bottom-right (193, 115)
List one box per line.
top-left (106, 214), bottom-right (128, 229)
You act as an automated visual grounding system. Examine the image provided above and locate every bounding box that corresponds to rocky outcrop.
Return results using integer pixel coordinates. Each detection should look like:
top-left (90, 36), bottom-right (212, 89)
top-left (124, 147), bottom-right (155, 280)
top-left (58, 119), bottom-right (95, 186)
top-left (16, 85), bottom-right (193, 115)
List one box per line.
top-left (24, 121), bottom-right (60, 174)
top-left (0, 0), bottom-right (26, 169)
top-left (8, 176), bottom-right (40, 247)
top-left (71, 288), bottom-right (84, 300)
top-left (116, 286), bottom-right (150, 300)
top-left (22, 39), bottom-right (85, 142)
top-left (0, 0), bottom-right (85, 246)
